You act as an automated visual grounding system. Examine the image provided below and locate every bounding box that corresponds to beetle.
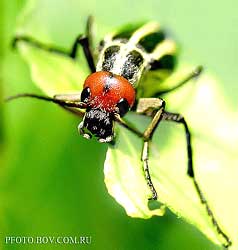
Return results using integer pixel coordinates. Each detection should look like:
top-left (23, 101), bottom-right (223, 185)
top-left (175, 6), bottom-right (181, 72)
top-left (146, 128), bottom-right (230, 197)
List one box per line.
top-left (7, 16), bottom-right (231, 248)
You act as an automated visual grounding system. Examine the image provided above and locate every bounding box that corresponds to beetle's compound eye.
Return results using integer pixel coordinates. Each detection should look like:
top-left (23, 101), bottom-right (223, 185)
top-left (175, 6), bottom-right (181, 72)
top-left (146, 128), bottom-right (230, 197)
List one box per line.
top-left (116, 98), bottom-right (130, 117)
top-left (80, 87), bottom-right (91, 103)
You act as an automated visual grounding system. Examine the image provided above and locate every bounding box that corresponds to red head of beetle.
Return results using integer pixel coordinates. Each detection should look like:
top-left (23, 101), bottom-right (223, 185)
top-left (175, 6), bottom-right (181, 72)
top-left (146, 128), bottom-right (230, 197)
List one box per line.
top-left (79, 71), bottom-right (136, 142)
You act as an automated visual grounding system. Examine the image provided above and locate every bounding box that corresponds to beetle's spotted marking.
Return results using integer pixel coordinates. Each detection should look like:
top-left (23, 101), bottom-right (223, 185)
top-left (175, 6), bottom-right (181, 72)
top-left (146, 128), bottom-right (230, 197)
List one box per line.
top-left (121, 50), bottom-right (144, 83)
top-left (102, 45), bottom-right (120, 72)
top-left (139, 30), bottom-right (165, 53)
top-left (150, 39), bottom-right (177, 70)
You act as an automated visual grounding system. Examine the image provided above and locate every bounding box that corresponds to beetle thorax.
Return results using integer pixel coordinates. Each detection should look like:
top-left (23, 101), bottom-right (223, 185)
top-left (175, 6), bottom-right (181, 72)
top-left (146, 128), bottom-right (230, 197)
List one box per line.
top-left (83, 71), bottom-right (135, 112)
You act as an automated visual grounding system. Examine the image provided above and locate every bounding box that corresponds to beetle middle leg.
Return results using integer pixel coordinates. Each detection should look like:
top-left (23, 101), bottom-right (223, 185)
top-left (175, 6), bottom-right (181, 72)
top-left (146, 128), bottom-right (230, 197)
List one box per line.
top-left (116, 97), bottom-right (165, 200)
top-left (137, 98), bottom-right (165, 200)
top-left (12, 16), bottom-right (96, 72)
top-left (118, 97), bottom-right (166, 200)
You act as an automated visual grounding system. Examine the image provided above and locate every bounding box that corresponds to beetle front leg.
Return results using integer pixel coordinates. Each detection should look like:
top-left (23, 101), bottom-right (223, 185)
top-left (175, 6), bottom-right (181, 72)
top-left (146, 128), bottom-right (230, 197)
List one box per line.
top-left (70, 34), bottom-right (96, 72)
top-left (70, 16), bottom-right (96, 72)
top-left (13, 16), bottom-right (96, 72)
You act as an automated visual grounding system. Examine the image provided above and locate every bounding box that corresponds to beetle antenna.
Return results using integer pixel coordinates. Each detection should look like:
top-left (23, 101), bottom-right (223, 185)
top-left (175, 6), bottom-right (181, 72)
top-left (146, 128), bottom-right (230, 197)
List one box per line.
top-left (5, 93), bottom-right (86, 109)
top-left (5, 93), bottom-right (58, 103)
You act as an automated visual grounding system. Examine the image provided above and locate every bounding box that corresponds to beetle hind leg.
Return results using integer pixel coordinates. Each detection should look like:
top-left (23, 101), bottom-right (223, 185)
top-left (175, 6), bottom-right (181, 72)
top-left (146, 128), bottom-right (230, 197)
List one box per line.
top-left (162, 111), bottom-right (232, 248)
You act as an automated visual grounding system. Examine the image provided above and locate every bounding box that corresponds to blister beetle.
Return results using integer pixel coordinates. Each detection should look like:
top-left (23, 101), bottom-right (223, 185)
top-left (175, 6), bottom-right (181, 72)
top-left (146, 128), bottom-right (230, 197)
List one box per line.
top-left (7, 16), bottom-right (231, 248)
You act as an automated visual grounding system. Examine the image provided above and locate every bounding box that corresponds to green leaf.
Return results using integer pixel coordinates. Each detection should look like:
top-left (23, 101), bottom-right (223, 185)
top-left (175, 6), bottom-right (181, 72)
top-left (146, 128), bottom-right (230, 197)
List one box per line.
top-left (17, 42), bottom-right (89, 96)
top-left (104, 68), bottom-right (238, 248)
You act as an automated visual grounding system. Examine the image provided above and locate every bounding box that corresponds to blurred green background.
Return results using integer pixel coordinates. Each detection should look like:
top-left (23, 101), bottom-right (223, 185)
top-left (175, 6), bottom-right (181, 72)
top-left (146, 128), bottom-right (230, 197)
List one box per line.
top-left (1, 0), bottom-right (237, 250)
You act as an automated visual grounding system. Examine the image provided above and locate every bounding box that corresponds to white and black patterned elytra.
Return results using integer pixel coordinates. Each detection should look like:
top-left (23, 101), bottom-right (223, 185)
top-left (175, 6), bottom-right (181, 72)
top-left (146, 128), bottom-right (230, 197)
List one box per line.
top-left (96, 21), bottom-right (177, 88)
